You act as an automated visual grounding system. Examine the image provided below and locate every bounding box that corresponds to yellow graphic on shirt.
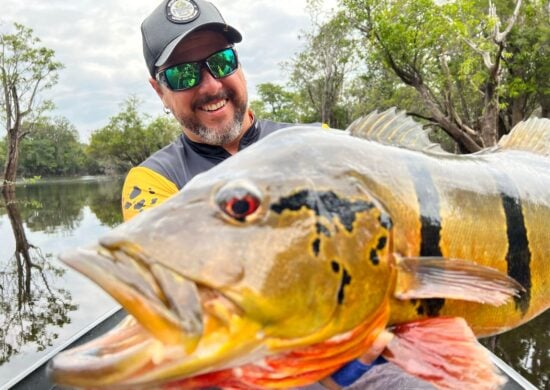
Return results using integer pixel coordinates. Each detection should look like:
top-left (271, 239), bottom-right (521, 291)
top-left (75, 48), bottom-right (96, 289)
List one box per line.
top-left (121, 166), bottom-right (178, 221)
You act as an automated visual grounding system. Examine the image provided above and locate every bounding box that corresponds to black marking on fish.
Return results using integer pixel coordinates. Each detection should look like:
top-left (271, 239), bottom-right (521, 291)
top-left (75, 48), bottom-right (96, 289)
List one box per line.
top-left (130, 186), bottom-right (142, 200)
top-left (151, 198), bottom-right (158, 205)
top-left (491, 170), bottom-right (532, 314)
top-left (316, 222), bottom-right (331, 237)
top-left (337, 268), bottom-right (352, 304)
top-left (406, 157), bottom-right (445, 317)
top-left (124, 202), bottom-right (132, 210)
top-left (148, 189), bottom-right (156, 195)
top-left (377, 236), bottom-right (387, 250)
top-left (417, 298), bottom-right (445, 317)
top-left (331, 261), bottom-right (340, 273)
top-left (370, 249), bottom-right (379, 266)
top-left (312, 238), bottom-right (321, 256)
top-left (133, 199), bottom-right (146, 210)
top-left (271, 190), bottom-right (374, 232)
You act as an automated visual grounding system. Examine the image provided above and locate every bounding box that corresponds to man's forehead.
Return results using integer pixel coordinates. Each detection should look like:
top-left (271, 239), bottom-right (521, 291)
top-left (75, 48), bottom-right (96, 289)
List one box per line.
top-left (167, 30), bottom-right (230, 63)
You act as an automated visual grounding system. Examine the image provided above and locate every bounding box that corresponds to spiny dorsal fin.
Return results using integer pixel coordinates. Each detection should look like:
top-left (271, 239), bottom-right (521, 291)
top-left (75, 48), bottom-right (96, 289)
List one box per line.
top-left (346, 107), bottom-right (445, 153)
top-left (497, 117), bottom-right (550, 157)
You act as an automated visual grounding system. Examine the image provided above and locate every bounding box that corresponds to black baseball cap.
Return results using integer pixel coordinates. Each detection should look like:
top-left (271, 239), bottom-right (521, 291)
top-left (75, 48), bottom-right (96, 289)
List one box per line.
top-left (141, 0), bottom-right (242, 76)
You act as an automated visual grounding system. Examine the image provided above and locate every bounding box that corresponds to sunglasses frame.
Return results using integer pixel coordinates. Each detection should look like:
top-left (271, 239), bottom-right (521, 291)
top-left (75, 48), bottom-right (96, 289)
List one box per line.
top-left (156, 46), bottom-right (239, 91)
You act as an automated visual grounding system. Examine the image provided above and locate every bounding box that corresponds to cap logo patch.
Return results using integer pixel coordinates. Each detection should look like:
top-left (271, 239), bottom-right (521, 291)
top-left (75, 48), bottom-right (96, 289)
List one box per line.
top-left (166, 0), bottom-right (200, 23)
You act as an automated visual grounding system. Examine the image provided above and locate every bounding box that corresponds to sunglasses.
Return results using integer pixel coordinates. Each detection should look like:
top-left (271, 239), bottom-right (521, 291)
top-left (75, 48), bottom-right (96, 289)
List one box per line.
top-left (156, 47), bottom-right (239, 91)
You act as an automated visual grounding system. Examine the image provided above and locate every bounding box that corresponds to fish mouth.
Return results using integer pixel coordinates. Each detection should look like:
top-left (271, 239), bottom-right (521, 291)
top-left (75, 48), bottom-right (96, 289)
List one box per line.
top-left (49, 242), bottom-right (265, 388)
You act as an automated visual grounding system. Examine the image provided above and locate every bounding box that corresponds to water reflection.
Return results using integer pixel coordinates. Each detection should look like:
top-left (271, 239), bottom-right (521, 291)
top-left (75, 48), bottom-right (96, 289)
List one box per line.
top-left (15, 177), bottom-right (123, 232)
top-left (482, 311), bottom-right (549, 389)
top-left (0, 188), bottom-right (77, 365)
top-left (0, 176), bottom-right (123, 385)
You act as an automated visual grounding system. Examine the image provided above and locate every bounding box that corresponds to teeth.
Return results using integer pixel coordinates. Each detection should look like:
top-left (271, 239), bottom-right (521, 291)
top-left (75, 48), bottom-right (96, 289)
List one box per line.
top-left (202, 100), bottom-right (227, 112)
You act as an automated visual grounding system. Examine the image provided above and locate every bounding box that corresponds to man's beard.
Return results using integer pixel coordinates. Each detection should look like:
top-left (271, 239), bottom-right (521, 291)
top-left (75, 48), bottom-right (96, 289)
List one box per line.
top-left (177, 89), bottom-right (247, 146)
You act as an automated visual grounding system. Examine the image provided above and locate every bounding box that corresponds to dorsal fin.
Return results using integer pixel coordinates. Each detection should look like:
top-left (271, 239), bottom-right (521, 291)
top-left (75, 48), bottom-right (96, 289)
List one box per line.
top-left (346, 107), bottom-right (445, 153)
top-left (497, 117), bottom-right (550, 157)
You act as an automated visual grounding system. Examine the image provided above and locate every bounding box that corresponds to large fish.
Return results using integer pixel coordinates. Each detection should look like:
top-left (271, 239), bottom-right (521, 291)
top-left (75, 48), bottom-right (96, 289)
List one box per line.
top-left (49, 109), bottom-right (549, 389)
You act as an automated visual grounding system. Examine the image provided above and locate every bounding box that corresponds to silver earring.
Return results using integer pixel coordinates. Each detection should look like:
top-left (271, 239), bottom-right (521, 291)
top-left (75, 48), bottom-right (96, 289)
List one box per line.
top-left (163, 106), bottom-right (171, 115)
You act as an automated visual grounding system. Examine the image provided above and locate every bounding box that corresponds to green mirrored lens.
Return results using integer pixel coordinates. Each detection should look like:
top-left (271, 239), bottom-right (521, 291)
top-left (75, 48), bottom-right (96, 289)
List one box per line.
top-left (164, 63), bottom-right (200, 90)
top-left (207, 48), bottom-right (237, 78)
top-left (160, 48), bottom-right (238, 91)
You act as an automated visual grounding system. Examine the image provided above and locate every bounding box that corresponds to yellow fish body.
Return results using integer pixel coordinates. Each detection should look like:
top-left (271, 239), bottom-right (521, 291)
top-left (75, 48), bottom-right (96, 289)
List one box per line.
top-left (49, 109), bottom-right (549, 389)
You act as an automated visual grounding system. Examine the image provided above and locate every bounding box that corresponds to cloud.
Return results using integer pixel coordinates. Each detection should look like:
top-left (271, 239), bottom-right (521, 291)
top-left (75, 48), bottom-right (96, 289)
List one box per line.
top-left (1, 0), bottom-right (336, 141)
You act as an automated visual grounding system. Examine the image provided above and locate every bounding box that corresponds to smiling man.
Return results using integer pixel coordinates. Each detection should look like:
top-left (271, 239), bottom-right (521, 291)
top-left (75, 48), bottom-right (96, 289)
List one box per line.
top-left (121, 0), bottom-right (293, 221)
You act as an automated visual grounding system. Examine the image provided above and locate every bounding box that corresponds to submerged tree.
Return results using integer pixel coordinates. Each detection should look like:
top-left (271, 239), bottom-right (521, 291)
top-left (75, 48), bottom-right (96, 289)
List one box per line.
top-left (0, 23), bottom-right (63, 192)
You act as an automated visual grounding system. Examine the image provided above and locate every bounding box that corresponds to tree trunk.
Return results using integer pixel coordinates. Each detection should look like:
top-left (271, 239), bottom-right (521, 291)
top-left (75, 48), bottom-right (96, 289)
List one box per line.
top-left (479, 82), bottom-right (499, 147)
top-left (2, 128), bottom-right (20, 193)
top-left (540, 92), bottom-right (550, 119)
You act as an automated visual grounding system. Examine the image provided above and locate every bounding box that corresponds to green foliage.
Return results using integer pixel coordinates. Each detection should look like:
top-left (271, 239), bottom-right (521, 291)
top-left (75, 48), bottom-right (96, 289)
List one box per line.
top-left (17, 117), bottom-right (92, 177)
top-left (88, 96), bottom-right (180, 173)
top-left (250, 83), bottom-right (303, 123)
top-left (333, 0), bottom-right (549, 149)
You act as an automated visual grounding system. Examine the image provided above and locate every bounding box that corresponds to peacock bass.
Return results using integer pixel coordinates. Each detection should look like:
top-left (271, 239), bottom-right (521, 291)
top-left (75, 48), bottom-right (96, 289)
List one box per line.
top-left (49, 109), bottom-right (549, 389)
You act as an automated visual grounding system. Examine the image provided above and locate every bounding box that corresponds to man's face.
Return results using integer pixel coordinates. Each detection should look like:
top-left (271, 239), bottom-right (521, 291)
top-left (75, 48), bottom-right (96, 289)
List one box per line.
top-left (151, 30), bottom-right (248, 146)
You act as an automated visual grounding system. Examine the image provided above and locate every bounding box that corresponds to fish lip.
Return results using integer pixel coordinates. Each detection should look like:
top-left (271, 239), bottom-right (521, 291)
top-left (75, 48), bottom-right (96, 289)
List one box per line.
top-left (48, 316), bottom-right (159, 388)
top-left (97, 236), bottom-right (247, 316)
top-left (53, 244), bottom-right (255, 388)
top-left (99, 238), bottom-right (245, 313)
top-left (60, 241), bottom-right (246, 347)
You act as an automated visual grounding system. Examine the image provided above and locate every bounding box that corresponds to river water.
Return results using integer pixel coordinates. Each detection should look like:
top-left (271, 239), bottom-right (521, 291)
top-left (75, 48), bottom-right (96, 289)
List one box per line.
top-left (0, 176), bottom-right (547, 388)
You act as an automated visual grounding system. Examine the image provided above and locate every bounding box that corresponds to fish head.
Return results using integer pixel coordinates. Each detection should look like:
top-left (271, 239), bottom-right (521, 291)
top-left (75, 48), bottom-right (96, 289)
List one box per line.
top-left (49, 127), bottom-right (396, 387)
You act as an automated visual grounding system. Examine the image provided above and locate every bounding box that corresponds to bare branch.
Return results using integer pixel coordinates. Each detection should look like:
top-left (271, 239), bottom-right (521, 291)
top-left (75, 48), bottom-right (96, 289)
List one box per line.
top-left (494, 0), bottom-right (523, 43)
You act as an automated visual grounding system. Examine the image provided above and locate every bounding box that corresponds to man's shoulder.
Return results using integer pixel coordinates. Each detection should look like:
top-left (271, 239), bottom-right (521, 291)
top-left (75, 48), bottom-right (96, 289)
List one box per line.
top-left (138, 136), bottom-right (188, 188)
top-left (140, 136), bottom-right (185, 168)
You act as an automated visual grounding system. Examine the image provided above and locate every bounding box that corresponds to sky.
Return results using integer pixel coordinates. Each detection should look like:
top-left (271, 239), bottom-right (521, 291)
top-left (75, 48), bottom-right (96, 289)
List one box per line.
top-left (1, 0), bottom-right (337, 142)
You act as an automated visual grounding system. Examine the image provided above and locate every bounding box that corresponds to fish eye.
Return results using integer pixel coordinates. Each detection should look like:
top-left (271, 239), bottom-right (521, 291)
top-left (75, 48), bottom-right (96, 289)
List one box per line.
top-left (215, 180), bottom-right (262, 222)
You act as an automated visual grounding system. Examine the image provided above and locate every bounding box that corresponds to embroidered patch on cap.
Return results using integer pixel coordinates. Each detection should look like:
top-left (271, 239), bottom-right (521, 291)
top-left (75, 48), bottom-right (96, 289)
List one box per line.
top-left (166, 0), bottom-right (200, 23)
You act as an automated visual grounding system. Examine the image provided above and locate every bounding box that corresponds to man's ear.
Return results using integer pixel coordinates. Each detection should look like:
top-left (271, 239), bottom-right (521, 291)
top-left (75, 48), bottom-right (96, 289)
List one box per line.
top-left (149, 77), bottom-right (164, 99)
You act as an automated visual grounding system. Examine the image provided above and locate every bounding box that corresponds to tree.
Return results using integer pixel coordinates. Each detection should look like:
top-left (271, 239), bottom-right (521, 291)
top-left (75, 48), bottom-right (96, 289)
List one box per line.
top-left (88, 96), bottom-right (181, 172)
top-left (341, 0), bottom-right (549, 152)
top-left (18, 117), bottom-right (88, 177)
top-left (250, 83), bottom-right (303, 123)
top-left (287, 3), bottom-right (359, 127)
top-left (0, 23), bottom-right (63, 191)
top-left (499, 0), bottom-right (550, 129)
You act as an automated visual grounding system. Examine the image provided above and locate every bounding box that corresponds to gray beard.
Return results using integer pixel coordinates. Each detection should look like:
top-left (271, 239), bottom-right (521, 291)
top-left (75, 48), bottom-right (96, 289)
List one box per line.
top-left (179, 99), bottom-right (247, 146)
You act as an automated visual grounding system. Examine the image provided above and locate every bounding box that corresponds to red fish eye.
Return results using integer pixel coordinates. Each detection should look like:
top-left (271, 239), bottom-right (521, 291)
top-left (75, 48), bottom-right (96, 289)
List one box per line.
top-left (224, 194), bottom-right (260, 220)
top-left (216, 180), bottom-right (263, 222)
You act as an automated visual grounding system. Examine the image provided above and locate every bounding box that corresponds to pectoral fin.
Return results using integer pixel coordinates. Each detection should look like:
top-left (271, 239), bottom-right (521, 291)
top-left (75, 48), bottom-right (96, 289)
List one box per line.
top-left (394, 257), bottom-right (523, 306)
top-left (382, 317), bottom-right (506, 390)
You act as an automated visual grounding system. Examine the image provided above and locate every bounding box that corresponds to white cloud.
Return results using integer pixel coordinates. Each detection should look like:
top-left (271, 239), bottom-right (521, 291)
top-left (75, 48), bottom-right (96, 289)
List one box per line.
top-left (1, 0), bottom-right (337, 142)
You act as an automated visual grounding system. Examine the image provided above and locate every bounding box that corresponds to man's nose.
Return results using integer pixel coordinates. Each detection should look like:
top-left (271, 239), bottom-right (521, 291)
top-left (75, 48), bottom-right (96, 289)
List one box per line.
top-left (197, 67), bottom-right (223, 93)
